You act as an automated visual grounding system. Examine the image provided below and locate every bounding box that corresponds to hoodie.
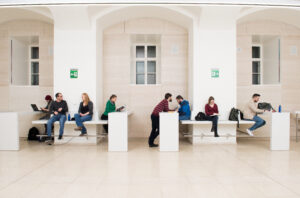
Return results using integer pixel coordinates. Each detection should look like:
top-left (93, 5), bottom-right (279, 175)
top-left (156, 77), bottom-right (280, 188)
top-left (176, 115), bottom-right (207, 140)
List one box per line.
top-left (178, 100), bottom-right (191, 117)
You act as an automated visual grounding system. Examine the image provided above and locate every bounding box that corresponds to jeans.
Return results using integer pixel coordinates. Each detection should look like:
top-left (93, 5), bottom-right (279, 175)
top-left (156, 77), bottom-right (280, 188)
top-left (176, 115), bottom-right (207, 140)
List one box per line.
top-left (179, 115), bottom-right (190, 120)
top-left (74, 114), bottom-right (92, 134)
top-left (148, 114), bottom-right (159, 145)
top-left (47, 114), bottom-right (66, 137)
top-left (101, 114), bottom-right (108, 133)
top-left (248, 116), bottom-right (266, 131)
top-left (205, 115), bottom-right (219, 136)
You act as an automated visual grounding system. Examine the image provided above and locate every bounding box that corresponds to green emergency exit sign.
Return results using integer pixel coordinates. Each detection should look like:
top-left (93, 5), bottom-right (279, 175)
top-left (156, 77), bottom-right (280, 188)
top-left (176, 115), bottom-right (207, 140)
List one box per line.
top-left (211, 68), bottom-right (219, 78)
top-left (70, 69), bottom-right (78, 79)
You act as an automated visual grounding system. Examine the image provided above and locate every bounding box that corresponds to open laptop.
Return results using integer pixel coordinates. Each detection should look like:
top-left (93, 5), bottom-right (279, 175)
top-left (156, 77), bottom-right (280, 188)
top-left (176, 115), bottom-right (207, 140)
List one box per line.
top-left (31, 104), bottom-right (42, 112)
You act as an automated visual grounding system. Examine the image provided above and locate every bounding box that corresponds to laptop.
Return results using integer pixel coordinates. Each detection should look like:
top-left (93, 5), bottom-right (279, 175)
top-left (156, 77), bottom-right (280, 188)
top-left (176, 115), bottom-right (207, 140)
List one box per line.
top-left (31, 104), bottom-right (42, 112)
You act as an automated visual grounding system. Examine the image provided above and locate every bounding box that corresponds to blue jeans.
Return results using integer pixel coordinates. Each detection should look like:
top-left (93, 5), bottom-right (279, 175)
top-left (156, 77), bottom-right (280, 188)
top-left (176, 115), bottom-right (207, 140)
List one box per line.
top-left (47, 114), bottom-right (66, 137)
top-left (74, 114), bottom-right (92, 134)
top-left (249, 116), bottom-right (266, 131)
top-left (179, 115), bottom-right (190, 120)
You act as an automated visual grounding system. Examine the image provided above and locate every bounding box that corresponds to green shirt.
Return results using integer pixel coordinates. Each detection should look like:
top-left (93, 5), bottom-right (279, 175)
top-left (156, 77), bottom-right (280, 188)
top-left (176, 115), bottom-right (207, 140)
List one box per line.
top-left (104, 100), bottom-right (116, 116)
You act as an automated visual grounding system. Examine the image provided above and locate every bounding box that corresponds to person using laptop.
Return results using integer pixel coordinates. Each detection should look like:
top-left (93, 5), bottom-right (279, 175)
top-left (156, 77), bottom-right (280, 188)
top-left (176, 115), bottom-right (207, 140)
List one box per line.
top-left (205, 96), bottom-right (219, 137)
top-left (45, 93), bottom-right (68, 145)
top-left (176, 95), bottom-right (191, 120)
top-left (243, 93), bottom-right (268, 136)
top-left (100, 94), bottom-right (118, 133)
top-left (39, 95), bottom-right (53, 120)
top-left (74, 93), bottom-right (93, 136)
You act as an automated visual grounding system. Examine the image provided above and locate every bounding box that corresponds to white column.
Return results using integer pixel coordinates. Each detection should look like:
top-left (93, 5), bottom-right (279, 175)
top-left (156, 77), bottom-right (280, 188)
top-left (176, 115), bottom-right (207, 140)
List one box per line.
top-left (159, 112), bottom-right (179, 151)
top-left (270, 112), bottom-right (290, 150)
top-left (51, 7), bottom-right (97, 113)
top-left (192, 7), bottom-right (240, 120)
top-left (108, 112), bottom-right (128, 151)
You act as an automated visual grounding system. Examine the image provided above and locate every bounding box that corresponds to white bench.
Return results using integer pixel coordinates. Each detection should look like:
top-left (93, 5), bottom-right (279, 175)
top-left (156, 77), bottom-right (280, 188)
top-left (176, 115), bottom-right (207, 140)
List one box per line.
top-left (181, 120), bottom-right (255, 144)
top-left (32, 119), bottom-right (108, 144)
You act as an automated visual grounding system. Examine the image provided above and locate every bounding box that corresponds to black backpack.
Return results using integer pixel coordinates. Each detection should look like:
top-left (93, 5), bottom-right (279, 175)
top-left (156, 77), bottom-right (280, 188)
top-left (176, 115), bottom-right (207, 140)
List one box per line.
top-left (258, 102), bottom-right (274, 111)
top-left (28, 127), bottom-right (39, 141)
top-left (195, 112), bottom-right (206, 121)
top-left (228, 108), bottom-right (244, 128)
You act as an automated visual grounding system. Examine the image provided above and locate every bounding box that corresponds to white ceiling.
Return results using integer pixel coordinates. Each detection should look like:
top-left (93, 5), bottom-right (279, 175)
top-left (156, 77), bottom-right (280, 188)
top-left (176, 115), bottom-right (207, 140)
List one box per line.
top-left (0, 0), bottom-right (300, 6)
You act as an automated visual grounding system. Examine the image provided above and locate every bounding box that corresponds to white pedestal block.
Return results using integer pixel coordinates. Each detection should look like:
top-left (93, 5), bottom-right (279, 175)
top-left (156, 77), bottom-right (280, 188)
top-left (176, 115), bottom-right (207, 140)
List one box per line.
top-left (270, 112), bottom-right (290, 151)
top-left (108, 112), bottom-right (128, 151)
top-left (160, 112), bottom-right (179, 152)
top-left (0, 112), bottom-right (19, 150)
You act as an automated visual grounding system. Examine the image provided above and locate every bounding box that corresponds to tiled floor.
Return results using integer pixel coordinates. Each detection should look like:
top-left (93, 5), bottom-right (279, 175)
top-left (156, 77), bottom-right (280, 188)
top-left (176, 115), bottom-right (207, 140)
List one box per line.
top-left (0, 138), bottom-right (300, 198)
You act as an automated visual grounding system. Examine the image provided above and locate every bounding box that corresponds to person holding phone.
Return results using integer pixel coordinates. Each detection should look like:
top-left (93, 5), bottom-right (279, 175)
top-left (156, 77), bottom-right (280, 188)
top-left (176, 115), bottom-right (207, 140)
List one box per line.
top-left (100, 94), bottom-right (118, 133)
top-left (74, 93), bottom-right (93, 136)
top-left (205, 96), bottom-right (219, 137)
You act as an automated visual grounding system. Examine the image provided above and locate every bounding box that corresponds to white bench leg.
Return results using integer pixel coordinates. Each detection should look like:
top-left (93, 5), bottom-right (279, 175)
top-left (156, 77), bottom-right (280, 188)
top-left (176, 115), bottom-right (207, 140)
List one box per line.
top-left (190, 124), bottom-right (237, 144)
top-left (54, 125), bottom-right (99, 145)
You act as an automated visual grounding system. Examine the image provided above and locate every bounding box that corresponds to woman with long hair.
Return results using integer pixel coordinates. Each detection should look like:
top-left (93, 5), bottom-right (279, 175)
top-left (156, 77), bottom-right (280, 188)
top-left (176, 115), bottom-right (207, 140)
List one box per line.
top-left (74, 93), bottom-right (93, 136)
top-left (205, 96), bottom-right (219, 137)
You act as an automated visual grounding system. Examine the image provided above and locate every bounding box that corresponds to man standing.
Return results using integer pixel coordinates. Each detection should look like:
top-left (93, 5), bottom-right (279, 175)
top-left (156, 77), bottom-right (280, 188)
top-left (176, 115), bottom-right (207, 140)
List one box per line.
top-left (176, 95), bottom-right (191, 120)
top-left (148, 93), bottom-right (173, 147)
top-left (46, 93), bottom-right (68, 145)
top-left (243, 93), bottom-right (267, 136)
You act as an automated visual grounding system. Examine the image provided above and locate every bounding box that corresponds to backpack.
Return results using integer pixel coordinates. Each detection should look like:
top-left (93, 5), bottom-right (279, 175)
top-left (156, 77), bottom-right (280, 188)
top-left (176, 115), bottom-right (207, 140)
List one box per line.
top-left (28, 127), bottom-right (39, 141)
top-left (258, 102), bottom-right (274, 111)
top-left (195, 112), bottom-right (206, 121)
top-left (228, 108), bottom-right (243, 128)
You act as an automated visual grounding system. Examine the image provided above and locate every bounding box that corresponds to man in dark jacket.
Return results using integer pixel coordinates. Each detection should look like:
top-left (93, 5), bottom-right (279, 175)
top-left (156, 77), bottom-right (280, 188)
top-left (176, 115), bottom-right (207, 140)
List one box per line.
top-left (176, 95), bottom-right (191, 120)
top-left (46, 92), bottom-right (68, 145)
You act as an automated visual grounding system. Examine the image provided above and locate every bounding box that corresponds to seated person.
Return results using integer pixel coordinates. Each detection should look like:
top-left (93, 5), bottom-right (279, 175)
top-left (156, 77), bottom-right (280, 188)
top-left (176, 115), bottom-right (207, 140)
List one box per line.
top-left (40, 95), bottom-right (53, 120)
top-left (205, 96), bottom-right (219, 137)
top-left (176, 95), bottom-right (191, 120)
top-left (74, 93), bottom-right (93, 136)
top-left (243, 93), bottom-right (267, 136)
top-left (39, 95), bottom-right (54, 135)
top-left (101, 94), bottom-right (117, 133)
top-left (45, 93), bottom-right (68, 145)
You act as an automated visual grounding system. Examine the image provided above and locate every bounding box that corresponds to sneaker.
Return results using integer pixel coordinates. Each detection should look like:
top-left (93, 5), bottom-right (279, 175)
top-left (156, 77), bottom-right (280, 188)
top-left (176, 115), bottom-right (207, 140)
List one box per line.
top-left (79, 133), bottom-right (87, 137)
top-left (58, 135), bottom-right (63, 140)
top-left (214, 134), bottom-right (220, 137)
top-left (74, 127), bottom-right (82, 131)
top-left (246, 129), bottom-right (254, 137)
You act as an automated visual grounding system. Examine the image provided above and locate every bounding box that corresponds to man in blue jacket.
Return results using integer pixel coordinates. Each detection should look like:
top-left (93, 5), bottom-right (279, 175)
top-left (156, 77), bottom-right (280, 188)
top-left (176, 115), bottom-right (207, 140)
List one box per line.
top-left (176, 95), bottom-right (191, 120)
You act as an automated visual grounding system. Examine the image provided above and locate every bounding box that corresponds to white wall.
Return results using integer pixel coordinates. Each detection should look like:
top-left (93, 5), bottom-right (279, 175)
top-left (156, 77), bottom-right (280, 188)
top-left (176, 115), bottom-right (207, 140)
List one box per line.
top-left (53, 29), bottom-right (97, 113)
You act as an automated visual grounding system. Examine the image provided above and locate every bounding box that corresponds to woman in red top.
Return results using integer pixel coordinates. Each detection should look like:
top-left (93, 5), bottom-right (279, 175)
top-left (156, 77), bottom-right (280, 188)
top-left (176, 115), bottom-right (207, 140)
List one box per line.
top-left (205, 96), bottom-right (219, 137)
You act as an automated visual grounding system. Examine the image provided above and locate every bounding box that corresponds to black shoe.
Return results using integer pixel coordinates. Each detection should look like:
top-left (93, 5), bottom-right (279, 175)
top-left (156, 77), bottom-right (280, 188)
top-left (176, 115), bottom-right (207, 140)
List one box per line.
top-left (214, 134), bottom-right (220, 137)
top-left (58, 135), bottom-right (63, 140)
top-left (149, 144), bottom-right (159, 147)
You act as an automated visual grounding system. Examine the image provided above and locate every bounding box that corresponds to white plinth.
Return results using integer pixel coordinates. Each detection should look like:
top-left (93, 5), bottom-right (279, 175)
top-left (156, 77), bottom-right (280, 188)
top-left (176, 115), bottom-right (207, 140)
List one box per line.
top-left (108, 112), bottom-right (128, 151)
top-left (270, 112), bottom-right (290, 151)
top-left (159, 112), bottom-right (179, 151)
top-left (0, 112), bottom-right (19, 151)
